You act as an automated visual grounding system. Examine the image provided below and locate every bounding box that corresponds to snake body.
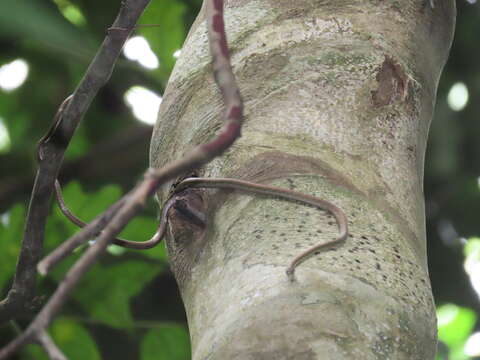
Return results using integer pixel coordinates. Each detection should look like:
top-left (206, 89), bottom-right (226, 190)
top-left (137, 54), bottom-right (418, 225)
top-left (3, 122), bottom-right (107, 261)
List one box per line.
top-left (55, 177), bottom-right (348, 280)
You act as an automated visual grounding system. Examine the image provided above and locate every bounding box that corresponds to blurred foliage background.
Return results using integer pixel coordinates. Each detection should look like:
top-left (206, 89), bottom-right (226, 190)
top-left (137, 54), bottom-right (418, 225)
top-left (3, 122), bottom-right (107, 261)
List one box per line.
top-left (0, 0), bottom-right (478, 359)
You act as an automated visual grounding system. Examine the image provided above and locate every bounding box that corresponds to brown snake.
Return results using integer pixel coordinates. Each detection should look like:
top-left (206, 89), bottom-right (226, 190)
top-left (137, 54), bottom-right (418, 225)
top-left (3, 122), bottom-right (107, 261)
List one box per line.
top-left (55, 177), bottom-right (348, 280)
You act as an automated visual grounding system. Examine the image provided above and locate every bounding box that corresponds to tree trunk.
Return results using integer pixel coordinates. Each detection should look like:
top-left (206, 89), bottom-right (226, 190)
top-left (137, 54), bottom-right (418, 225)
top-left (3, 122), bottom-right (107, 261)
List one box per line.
top-left (150, 1), bottom-right (455, 359)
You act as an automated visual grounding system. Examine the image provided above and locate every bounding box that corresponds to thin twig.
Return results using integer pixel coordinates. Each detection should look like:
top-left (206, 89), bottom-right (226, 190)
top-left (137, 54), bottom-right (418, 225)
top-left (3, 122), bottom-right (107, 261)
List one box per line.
top-left (35, 331), bottom-right (67, 360)
top-left (0, 213), bottom-right (131, 359)
top-left (2, 325), bottom-right (66, 360)
top-left (38, 0), bottom-right (243, 274)
top-left (37, 189), bottom-right (176, 276)
top-left (0, 0), bottom-right (243, 357)
top-left (0, 0), bottom-right (152, 324)
top-left (36, 197), bottom-right (125, 275)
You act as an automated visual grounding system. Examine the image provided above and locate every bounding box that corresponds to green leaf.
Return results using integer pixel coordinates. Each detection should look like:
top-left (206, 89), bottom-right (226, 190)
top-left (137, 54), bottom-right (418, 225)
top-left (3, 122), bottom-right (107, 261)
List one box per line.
top-left (44, 182), bottom-right (166, 328)
top-left (141, 324), bottom-right (191, 360)
top-left (46, 181), bottom-right (166, 259)
top-left (0, 204), bottom-right (25, 292)
top-left (64, 124), bottom-right (90, 160)
top-left (3, 111), bottom-right (28, 152)
top-left (44, 181), bottom-right (123, 250)
top-left (118, 215), bottom-right (167, 261)
top-left (22, 317), bottom-right (100, 360)
top-left (73, 260), bottom-right (163, 328)
top-left (0, 0), bottom-right (91, 55)
top-left (437, 304), bottom-right (476, 360)
top-left (58, 182), bottom-right (122, 224)
top-left (464, 237), bottom-right (480, 258)
top-left (139, 0), bottom-right (187, 75)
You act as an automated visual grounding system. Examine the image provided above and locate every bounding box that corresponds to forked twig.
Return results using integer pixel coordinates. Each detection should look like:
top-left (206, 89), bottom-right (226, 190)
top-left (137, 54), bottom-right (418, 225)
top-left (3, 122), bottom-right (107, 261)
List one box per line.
top-left (37, 0), bottom-right (244, 273)
top-left (0, 0), bottom-right (151, 325)
top-left (0, 0), bottom-right (242, 358)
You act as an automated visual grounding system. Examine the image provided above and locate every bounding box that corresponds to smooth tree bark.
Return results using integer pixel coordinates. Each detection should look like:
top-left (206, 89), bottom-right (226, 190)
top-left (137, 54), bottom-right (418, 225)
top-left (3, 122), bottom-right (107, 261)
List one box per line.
top-left (150, 1), bottom-right (455, 359)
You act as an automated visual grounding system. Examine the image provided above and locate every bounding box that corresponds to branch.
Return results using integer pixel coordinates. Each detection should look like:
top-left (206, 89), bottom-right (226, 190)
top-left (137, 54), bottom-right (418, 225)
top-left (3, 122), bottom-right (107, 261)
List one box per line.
top-left (0, 0), bottom-right (152, 324)
top-left (0, 0), bottom-right (243, 357)
top-left (38, 0), bottom-right (243, 273)
top-left (4, 323), bottom-right (66, 360)
top-left (36, 196), bottom-right (126, 275)
top-left (0, 124), bottom-right (152, 213)
top-left (36, 186), bottom-right (176, 275)
top-left (35, 331), bottom-right (67, 360)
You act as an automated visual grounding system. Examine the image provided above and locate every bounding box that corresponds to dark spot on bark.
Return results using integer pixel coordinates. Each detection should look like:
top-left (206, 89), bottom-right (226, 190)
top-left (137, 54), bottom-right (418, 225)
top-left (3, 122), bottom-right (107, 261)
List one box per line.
top-left (371, 55), bottom-right (409, 107)
top-left (165, 188), bottom-right (208, 289)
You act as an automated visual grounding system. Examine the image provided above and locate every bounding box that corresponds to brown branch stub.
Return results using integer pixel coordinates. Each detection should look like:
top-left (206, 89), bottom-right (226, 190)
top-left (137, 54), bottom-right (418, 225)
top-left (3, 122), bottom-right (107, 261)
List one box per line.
top-left (173, 198), bottom-right (207, 228)
top-left (371, 55), bottom-right (409, 107)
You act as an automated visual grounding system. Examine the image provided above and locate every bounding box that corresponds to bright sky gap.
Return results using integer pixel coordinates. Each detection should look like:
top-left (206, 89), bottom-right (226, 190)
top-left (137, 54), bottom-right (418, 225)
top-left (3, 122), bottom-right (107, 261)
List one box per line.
top-left (447, 82), bottom-right (469, 111)
top-left (124, 86), bottom-right (162, 125)
top-left (0, 59), bottom-right (29, 92)
top-left (123, 36), bottom-right (159, 70)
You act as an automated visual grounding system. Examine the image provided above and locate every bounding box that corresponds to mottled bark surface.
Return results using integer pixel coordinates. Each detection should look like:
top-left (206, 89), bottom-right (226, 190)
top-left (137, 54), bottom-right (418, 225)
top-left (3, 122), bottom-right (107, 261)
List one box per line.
top-left (150, 0), bottom-right (455, 359)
